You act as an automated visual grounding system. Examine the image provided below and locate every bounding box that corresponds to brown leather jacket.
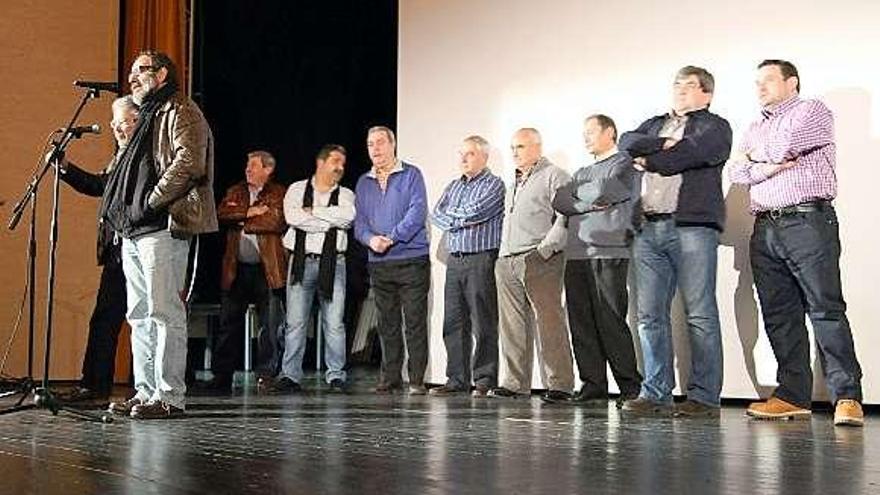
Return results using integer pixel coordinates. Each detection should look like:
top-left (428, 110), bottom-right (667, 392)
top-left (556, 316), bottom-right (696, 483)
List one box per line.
top-left (147, 91), bottom-right (219, 236)
top-left (218, 180), bottom-right (288, 290)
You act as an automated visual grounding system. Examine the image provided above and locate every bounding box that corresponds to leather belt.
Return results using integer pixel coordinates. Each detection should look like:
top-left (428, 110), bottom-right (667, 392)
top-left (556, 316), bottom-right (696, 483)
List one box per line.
top-left (644, 213), bottom-right (674, 222)
top-left (449, 249), bottom-right (497, 258)
top-left (757, 200), bottom-right (831, 220)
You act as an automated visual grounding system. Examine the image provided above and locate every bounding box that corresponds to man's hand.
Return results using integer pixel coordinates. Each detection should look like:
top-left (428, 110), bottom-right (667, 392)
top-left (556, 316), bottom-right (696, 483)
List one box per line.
top-left (369, 235), bottom-right (394, 253)
top-left (662, 138), bottom-right (679, 150)
top-left (633, 157), bottom-right (647, 172)
top-left (44, 150), bottom-right (68, 172)
top-left (762, 160), bottom-right (797, 177)
top-left (246, 205), bottom-right (270, 218)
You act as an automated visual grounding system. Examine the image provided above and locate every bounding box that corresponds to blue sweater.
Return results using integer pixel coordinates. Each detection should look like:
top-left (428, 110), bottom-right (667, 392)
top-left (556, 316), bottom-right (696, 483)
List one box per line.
top-left (354, 161), bottom-right (430, 262)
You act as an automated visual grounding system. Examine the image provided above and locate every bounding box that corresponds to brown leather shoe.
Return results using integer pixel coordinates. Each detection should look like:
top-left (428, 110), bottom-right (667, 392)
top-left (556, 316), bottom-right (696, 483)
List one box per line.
top-left (428, 384), bottom-right (467, 396)
top-left (107, 396), bottom-right (144, 416)
top-left (746, 397), bottom-right (811, 420)
top-left (471, 383), bottom-right (490, 398)
top-left (834, 399), bottom-right (864, 427)
top-left (130, 400), bottom-right (184, 420)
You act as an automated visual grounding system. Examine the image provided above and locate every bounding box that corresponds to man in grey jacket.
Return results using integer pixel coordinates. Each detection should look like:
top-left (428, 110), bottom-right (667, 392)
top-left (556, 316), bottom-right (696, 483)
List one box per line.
top-left (489, 128), bottom-right (574, 401)
top-left (552, 114), bottom-right (642, 406)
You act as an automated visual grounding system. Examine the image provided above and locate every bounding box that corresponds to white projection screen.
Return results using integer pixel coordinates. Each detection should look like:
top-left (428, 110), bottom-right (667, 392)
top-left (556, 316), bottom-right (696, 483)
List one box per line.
top-left (397, 0), bottom-right (880, 403)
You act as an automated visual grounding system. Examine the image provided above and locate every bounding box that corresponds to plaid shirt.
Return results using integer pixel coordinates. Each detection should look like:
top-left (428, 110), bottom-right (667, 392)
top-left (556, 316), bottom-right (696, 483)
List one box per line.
top-left (729, 96), bottom-right (837, 212)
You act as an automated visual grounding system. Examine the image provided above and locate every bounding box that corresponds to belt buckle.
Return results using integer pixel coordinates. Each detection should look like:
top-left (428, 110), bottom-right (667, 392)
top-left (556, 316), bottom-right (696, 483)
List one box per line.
top-left (769, 208), bottom-right (783, 220)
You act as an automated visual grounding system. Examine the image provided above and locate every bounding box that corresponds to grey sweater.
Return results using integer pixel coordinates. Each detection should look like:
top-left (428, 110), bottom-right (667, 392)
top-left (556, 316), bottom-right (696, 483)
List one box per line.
top-left (499, 157), bottom-right (570, 258)
top-left (553, 151), bottom-right (639, 259)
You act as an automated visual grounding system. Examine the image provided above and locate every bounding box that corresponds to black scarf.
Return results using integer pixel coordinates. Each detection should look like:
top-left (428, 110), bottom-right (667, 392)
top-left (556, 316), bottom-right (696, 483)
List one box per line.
top-left (99, 82), bottom-right (177, 237)
top-left (291, 179), bottom-right (340, 300)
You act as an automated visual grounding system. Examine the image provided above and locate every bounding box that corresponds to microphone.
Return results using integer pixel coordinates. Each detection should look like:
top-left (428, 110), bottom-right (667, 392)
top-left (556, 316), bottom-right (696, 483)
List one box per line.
top-left (58, 124), bottom-right (101, 137)
top-left (73, 80), bottom-right (120, 93)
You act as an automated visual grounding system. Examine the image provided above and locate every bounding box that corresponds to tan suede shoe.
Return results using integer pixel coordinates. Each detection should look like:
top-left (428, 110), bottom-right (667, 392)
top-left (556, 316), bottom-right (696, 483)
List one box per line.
top-left (834, 399), bottom-right (864, 427)
top-left (746, 397), bottom-right (811, 420)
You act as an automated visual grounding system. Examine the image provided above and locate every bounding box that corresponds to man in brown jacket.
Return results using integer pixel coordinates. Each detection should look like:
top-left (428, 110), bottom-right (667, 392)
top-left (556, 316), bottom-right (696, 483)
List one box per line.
top-left (103, 51), bottom-right (217, 419)
top-left (201, 150), bottom-right (288, 394)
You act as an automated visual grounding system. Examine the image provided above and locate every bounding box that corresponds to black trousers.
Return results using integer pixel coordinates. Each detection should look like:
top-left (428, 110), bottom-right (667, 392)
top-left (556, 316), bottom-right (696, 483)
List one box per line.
top-left (442, 250), bottom-right (498, 389)
top-left (750, 207), bottom-right (862, 407)
top-left (368, 256), bottom-right (430, 386)
top-left (213, 263), bottom-right (285, 382)
top-left (80, 260), bottom-right (127, 394)
top-left (564, 258), bottom-right (641, 397)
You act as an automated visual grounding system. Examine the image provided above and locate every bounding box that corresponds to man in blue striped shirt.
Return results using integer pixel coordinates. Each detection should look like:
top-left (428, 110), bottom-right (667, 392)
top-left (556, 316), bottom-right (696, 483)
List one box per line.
top-left (430, 135), bottom-right (505, 397)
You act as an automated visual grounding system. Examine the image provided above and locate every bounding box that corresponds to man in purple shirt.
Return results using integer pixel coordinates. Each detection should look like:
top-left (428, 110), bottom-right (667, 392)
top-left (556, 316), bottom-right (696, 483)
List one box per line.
top-left (729, 60), bottom-right (863, 427)
top-left (354, 126), bottom-right (431, 395)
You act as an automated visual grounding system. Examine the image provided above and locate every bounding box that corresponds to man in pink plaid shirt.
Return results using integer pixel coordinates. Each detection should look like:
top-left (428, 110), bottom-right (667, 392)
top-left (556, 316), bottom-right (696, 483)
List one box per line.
top-left (729, 59), bottom-right (863, 427)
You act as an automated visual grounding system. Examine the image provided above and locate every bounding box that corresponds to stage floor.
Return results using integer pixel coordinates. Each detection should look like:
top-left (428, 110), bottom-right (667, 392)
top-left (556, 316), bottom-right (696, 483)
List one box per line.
top-left (0, 378), bottom-right (876, 495)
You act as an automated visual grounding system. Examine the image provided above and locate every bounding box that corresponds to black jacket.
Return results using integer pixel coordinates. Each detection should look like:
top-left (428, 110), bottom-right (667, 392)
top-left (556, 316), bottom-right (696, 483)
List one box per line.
top-left (619, 108), bottom-right (732, 231)
top-left (61, 161), bottom-right (120, 266)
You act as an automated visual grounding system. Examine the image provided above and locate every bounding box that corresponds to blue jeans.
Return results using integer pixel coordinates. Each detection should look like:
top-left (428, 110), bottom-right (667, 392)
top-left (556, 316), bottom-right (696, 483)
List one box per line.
top-left (750, 207), bottom-right (862, 407)
top-left (280, 255), bottom-right (347, 384)
top-left (634, 219), bottom-right (722, 406)
top-left (121, 230), bottom-right (191, 409)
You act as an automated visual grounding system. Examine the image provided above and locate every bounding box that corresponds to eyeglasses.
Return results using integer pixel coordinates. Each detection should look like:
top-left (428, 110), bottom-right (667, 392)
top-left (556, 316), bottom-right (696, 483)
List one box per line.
top-left (129, 64), bottom-right (158, 76)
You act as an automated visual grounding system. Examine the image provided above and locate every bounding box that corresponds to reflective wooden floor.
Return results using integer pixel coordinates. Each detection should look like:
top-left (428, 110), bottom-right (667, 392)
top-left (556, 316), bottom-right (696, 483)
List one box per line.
top-left (0, 379), bottom-right (876, 495)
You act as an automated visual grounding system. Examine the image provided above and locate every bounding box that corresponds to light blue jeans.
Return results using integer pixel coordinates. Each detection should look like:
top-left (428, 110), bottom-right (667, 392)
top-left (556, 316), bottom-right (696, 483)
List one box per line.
top-left (633, 219), bottom-right (722, 406)
top-left (121, 230), bottom-right (191, 409)
top-left (281, 256), bottom-right (347, 384)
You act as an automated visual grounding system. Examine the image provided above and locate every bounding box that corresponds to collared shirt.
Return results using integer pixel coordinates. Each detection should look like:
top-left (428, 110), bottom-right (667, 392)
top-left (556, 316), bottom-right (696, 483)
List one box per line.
top-left (641, 113), bottom-right (686, 213)
top-left (431, 168), bottom-right (505, 254)
top-left (282, 178), bottom-right (355, 255)
top-left (729, 96), bottom-right (836, 212)
top-left (238, 186), bottom-right (262, 263)
top-left (500, 156), bottom-right (570, 257)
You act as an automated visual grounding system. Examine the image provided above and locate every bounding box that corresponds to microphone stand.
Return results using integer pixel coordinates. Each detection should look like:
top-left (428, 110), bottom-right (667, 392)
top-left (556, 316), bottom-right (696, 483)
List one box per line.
top-left (0, 87), bottom-right (113, 423)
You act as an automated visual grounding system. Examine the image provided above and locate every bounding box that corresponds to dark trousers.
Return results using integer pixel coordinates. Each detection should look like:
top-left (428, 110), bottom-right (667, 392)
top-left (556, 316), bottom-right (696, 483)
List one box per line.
top-left (750, 206), bottom-right (862, 408)
top-left (369, 256), bottom-right (430, 386)
top-left (213, 263), bottom-right (285, 382)
top-left (564, 258), bottom-right (641, 398)
top-left (442, 250), bottom-right (499, 389)
top-left (80, 261), bottom-right (127, 394)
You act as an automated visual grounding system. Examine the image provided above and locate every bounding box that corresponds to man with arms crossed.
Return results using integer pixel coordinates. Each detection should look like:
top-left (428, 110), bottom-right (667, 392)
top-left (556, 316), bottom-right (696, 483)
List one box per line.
top-left (430, 135), bottom-right (504, 397)
top-left (729, 59), bottom-right (863, 426)
top-left (619, 66), bottom-right (732, 417)
top-left (552, 114), bottom-right (642, 406)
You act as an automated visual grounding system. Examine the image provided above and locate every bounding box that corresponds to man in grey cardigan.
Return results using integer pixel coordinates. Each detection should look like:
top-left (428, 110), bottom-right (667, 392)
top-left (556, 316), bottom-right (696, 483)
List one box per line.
top-left (552, 114), bottom-right (642, 406)
top-left (489, 128), bottom-right (574, 401)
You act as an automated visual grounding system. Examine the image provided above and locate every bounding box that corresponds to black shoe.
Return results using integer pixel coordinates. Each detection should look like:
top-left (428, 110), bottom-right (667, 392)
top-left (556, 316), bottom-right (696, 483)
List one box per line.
top-left (264, 377), bottom-right (302, 395)
top-left (374, 382), bottom-right (403, 395)
top-left (615, 391), bottom-right (641, 409)
top-left (540, 390), bottom-right (573, 404)
top-left (570, 390), bottom-right (610, 407)
top-left (621, 397), bottom-right (673, 417)
top-left (328, 379), bottom-right (346, 394)
top-left (487, 387), bottom-right (527, 399)
top-left (471, 383), bottom-right (491, 398)
top-left (60, 386), bottom-right (109, 403)
top-left (674, 399), bottom-right (720, 418)
top-left (130, 400), bottom-right (185, 420)
top-left (189, 378), bottom-right (232, 396)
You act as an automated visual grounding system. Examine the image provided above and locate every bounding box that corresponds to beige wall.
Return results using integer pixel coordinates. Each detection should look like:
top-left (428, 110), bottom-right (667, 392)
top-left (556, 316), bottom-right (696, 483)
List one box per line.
top-left (0, 1), bottom-right (119, 379)
top-left (399, 0), bottom-right (880, 402)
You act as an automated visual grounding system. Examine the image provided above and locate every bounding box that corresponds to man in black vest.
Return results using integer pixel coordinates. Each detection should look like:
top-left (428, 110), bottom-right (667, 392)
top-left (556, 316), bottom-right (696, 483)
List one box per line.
top-left (268, 145), bottom-right (354, 393)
